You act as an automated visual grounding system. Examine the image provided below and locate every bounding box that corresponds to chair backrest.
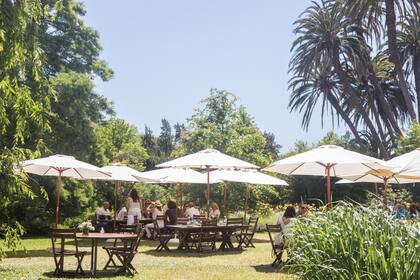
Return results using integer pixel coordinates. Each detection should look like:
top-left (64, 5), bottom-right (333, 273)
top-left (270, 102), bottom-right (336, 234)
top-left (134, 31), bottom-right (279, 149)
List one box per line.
top-left (117, 223), bottom-right (137, 234)
top-left (201, 219), bottom-right (217, 227)
top-left (176, 217), bottom-right (190, 225)
top-left (246, 216), bottom-right (259, 234)
top-left (50, 228), bottom-right (79, 254)
top-left (152, 217), bottom-right (165, 236)
top-left (266, 224), bottom-right (282, 250)
top-left (126, 224), bottom-right (143, 253)
top-left (227, 217), bottom-right (243, 225)
top-left (193, 215), bottom-right (206, 221)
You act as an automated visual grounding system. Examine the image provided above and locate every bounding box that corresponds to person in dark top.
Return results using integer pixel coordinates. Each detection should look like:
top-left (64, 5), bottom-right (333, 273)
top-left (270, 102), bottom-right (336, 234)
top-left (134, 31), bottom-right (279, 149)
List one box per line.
top-left (165, 200), bottom-right (177, 226)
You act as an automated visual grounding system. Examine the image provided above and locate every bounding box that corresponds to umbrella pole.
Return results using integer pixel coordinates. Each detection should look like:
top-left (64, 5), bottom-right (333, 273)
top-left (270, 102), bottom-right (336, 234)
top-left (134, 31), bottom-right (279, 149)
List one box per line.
top-left (244, 185), bottom-right (249, 221)
top-left (374, 183), bottom-right (379, 197)
top-left (55, 172), bottom-right (63, 227)
top-left (327, 165), bottom-right (331, 209)
top-left (383, 178), bottom-right (389, 208)
top-left (114, 181), bottom-right (119, 229)
top-left (206, 166), bottom-right (211, 207)
top-left (223, 182), bottom-right (228, 217)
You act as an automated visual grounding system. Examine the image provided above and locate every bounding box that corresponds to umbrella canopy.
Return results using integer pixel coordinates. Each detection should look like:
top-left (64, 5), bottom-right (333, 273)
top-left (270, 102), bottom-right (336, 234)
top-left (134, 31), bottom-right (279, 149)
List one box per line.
top-left (210, 169), bottom-right (288, 218)
top-left (156, 148), bottom-right (258, 204)
top-left (156, 148), bottom-right (259, 169)
top-left (135, 167), bottom-right (221, 184)
top-left (22, 154), bottom-right (111, 226)
top-left (210, 169), bottom-right (288, 185)
top-left (263, 145), bottom-right (390, 207)
top-left (336, 173), bottom-right (419, 185)
top-left (23, 155), bottom-right (111, 179)
top-left (387, 148), bottom-right (420, 176)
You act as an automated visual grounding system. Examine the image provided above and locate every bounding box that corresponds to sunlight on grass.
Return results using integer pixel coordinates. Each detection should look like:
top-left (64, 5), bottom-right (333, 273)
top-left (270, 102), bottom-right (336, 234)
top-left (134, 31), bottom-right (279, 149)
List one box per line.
top-left (0, 233), bottom-right (296, 280)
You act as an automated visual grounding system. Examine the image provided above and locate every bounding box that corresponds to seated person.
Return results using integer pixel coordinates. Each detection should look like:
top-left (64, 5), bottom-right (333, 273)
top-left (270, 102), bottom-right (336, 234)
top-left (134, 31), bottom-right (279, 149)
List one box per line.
top-left (142, 199), bottom-right (152, 218)
top-left (275, 206), bottom-right (296, 246)
top-left (393, 203), bottom-right (409, 219)
top-left (96, 201), bottom-right (111, 231)
top-left (165, 200), bottom-right (178, 226)
top-left (116, 206), bottom-right (127, 221)
top-left (297, 203), bottom-right (309, 218)
top-left (184, 202), bottom-right (200, 219)
top-left (209, 202), bottom-right (221, 220)
top-left (144, 202), bottom-right (164, 238)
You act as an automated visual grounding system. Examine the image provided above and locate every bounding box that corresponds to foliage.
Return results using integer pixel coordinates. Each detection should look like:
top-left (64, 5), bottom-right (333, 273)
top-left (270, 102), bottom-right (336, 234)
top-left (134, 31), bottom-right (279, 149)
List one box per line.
top-left (0, 0), bottom-right (55, 259)
top-left (286, 202), bottom-right (420, 280)
top-left (172, 89), bottom-right (282, 211)
top-left (289, 0), bottom-right (420, 158)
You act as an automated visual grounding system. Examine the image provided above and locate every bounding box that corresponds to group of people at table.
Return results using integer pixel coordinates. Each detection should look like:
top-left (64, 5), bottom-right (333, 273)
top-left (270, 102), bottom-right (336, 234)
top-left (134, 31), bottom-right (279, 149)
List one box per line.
top-left (95, 189), bottom-right (222, 239)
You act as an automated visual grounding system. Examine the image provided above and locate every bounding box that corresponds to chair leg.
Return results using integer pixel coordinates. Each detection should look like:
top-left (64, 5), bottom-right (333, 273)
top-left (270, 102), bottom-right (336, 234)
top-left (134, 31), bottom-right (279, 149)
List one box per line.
top-left (76, 255), bottom-right (85, 275)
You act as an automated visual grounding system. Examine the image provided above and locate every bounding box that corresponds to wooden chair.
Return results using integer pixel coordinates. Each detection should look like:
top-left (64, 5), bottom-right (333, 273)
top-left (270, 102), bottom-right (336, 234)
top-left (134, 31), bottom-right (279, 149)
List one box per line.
top-left (195, 219), bottom-right (217, 252)
top-left (266, 224), bottom-right (283, 266)
top-left (103, 223), bottom-right (139, 270)
top-left (154, 218), bottom-right (174, 252)
top-left (176, 217), bottom-right (190, 225)
top-left (193, 214), bottom-right (206, 221)
top-left (235, 216), bottom-right (259, 248)
top-left (107, 225), bottom-right (143, 276)
top-left (50, 229), bottom-right (87, 276)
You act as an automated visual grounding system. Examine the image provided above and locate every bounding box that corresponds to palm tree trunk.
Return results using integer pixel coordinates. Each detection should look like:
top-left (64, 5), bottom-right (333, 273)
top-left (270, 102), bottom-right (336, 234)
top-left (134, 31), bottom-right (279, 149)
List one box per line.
top-left (414, 51), bottom-right (420, 119)
top-left (326, 93), bottom-right (363, 144)
top-left (331, 47), bottom-right (389, 159)
top-left (385, 0), bottom-right (416, 120)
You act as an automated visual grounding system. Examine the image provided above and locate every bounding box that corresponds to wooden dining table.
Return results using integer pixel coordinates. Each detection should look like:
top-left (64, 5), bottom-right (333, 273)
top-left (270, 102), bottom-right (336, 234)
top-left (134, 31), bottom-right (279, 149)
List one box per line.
top-left (166, 223), bottom-right (248, 251)
top-left (76, 232), bottom-right (137, 276)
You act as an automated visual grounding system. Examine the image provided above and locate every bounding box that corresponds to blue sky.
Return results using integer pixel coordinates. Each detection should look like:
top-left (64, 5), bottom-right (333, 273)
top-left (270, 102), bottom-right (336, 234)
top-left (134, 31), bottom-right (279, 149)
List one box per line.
top-left (83, 0), bottom-right (346, 152)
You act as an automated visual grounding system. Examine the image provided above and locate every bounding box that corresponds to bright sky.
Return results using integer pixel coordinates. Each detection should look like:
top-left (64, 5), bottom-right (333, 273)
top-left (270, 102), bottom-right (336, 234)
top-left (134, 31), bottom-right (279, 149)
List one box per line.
top-left (83, 0), bottom-right (346, 152)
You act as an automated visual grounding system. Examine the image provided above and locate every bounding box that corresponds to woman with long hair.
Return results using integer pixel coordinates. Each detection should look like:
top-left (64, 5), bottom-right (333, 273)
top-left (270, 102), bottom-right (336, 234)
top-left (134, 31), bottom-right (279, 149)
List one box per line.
top-left (126, 188), bottom-right (142, 224)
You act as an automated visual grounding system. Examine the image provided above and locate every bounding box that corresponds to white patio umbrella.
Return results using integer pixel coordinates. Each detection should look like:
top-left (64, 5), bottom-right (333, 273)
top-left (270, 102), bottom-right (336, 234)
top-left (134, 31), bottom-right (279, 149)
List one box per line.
top-left (263, 145), bottom-right (390, 208)
top-left (210, 169), bottom-right (288, 218)
top-left (335, 148), bottom-right (420, 205)
top-left (156, 148), bottom-right (258, 205)
top-left (22, 154), bottom-right (111, 226)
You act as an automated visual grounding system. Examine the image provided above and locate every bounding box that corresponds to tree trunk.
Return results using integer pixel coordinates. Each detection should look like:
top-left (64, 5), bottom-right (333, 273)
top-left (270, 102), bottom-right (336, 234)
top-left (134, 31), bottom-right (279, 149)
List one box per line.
top-left (331, 47), bottom-right (389, 159)
top-left (326, 92), bottom-right (363, 145)
top-left (385, 0), bottom-right (416, 120)
top-left (414, 51), bottom-right (420, 119)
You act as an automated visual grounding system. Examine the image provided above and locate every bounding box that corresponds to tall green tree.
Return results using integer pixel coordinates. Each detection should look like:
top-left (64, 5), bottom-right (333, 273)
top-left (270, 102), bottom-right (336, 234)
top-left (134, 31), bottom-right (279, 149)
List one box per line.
top-left (0, 0), bottom-right (54, 259)
top-left (158, 118), bottom-right (174, 160)
top-left (173, 89), bottom-right (280, 211)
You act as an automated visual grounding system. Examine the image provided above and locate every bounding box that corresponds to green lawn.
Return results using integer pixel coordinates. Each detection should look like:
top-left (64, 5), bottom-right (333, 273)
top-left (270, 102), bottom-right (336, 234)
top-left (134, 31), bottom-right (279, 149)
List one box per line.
top-left (0, 233), bottom-right (296, 280)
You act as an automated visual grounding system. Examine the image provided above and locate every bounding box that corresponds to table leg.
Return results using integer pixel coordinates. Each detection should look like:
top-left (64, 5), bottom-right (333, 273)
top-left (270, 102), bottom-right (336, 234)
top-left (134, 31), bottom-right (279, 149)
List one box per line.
top-left (177, 231), bottom-right (187, 250)
top-left (94, 239), bottom-right (98, 275)
top-left (90, 239), bottom-right (95, 275)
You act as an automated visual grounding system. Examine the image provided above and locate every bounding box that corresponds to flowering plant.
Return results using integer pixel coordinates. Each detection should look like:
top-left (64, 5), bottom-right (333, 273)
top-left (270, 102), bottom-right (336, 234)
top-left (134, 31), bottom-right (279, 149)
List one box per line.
top-left (78, 221), bottom-right (95, 231)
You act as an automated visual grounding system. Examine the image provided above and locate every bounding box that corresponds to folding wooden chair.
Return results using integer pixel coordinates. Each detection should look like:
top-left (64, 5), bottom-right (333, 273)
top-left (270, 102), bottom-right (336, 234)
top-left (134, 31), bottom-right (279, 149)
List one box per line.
top-left (266, 224), bottom-right (283, 267)
top-left (50, 229), bottom-right (87, 276)
top-left (103, 223), bottom-right (139, 270)
top-left (106, 225), bottom-right (143, 276)
top-left (195, 219), bottom-right (217, 252)
top-left (154, 217), bottom-right (174, 252)
top-left (235, 216), bottom-right (259, 248)
top-left (176, 217), bottom-right (190, 225)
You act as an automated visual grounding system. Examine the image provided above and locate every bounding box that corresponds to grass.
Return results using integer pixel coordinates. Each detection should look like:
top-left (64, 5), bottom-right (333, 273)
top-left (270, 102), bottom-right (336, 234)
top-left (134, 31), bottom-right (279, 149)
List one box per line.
top-left (0, 233), bottom-right (296, 280)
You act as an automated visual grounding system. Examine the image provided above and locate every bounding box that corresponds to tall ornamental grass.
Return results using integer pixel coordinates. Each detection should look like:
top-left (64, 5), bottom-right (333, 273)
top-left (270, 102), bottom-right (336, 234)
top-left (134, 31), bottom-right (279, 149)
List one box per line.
top-left (286, 202), bottom-right (420, 280)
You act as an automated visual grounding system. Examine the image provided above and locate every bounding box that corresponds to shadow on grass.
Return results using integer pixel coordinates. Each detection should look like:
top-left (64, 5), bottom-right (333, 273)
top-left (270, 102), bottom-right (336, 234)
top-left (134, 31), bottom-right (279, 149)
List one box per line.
top-left (42, 270), bottom-right (122, 279)
top-left (141, 247), bottom-right (244, 258)
top-left (252, 264), bottom-right (280, 273)
top-left (6, 249), bottom-right (52, 258)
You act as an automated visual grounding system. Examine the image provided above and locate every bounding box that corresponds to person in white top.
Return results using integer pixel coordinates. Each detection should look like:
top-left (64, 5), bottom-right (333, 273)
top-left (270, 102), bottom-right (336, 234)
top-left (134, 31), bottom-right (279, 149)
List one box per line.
top-left (97, 201), bottom-right (111, 219)
top-left (184, 202), bottom-right (200, 219)
top-left (144, 202), bottom-right (164, 238)
top-left (116, 206), bottom-right (127, 221)
top-left (126, 189), bottom-right (142, 225)
top-left (209, 202), bottom-right (221, 221)
top-left (275, 206), bottom-right (296, 245)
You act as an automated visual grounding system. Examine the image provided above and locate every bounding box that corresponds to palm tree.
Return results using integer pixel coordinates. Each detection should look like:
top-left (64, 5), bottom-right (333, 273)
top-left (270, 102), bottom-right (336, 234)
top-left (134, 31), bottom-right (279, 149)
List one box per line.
top-left (288, 63), bottom-right (363, 144)
top-left (397, 5), bottom-right (420, 118)
top-left (289, 1), bottom-right (388, 158)
top-left (341, 0), bottom-right (417, 120)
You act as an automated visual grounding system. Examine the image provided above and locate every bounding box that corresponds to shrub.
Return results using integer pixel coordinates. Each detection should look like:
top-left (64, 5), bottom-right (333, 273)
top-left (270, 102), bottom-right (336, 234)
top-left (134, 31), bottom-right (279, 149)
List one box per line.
top-left (286, 202), bottom-right (420, 280)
